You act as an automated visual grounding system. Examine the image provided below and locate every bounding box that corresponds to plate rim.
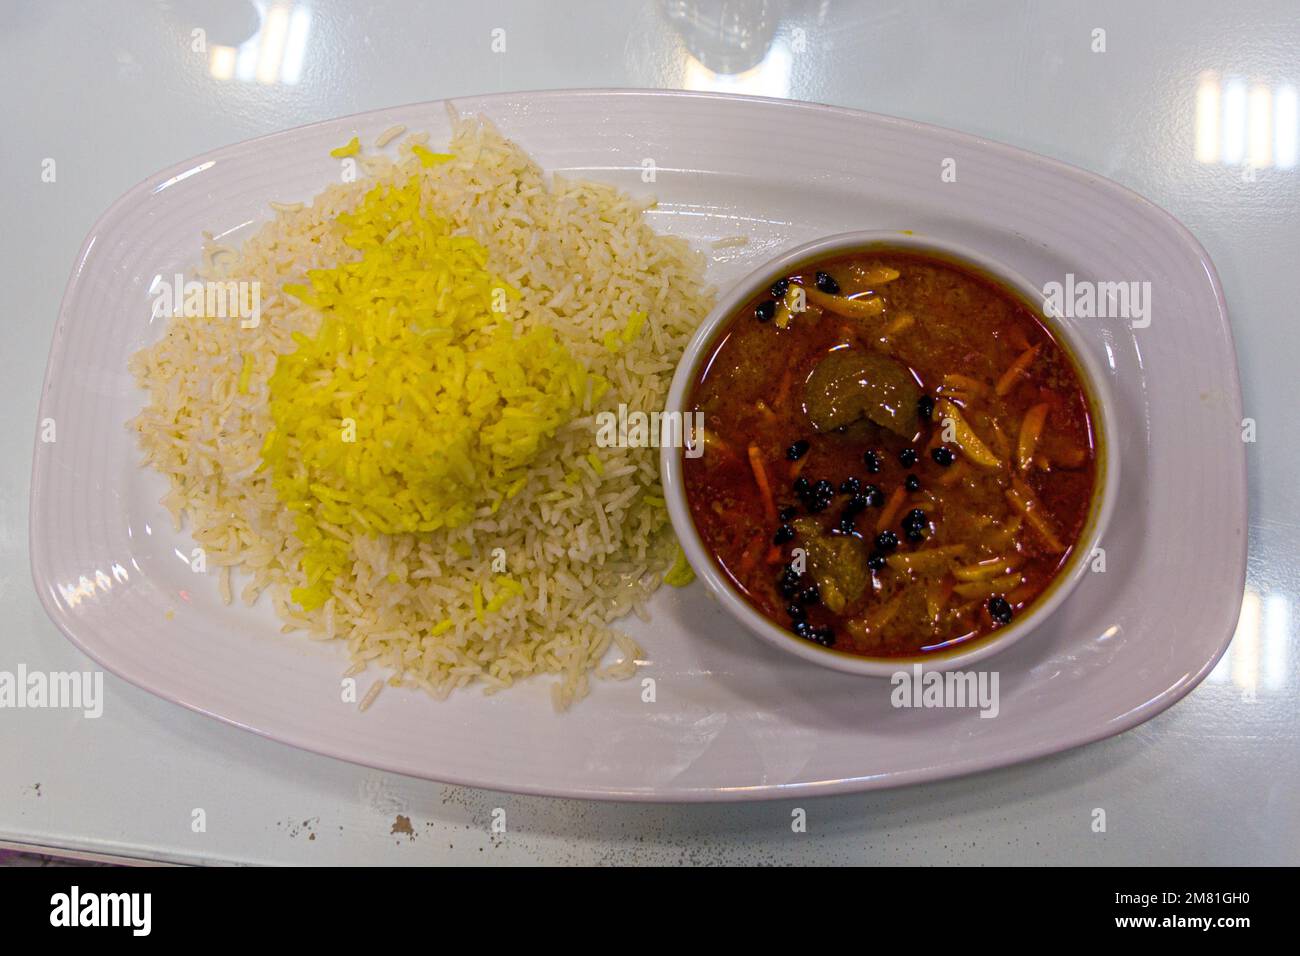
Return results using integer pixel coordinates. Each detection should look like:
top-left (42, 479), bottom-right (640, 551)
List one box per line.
top-left (29, 88), bottom-right (1247, 801)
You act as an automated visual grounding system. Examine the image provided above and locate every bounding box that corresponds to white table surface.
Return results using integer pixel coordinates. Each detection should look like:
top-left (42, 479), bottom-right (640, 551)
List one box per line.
top-left (2, 0), bottom-right (1296, 866)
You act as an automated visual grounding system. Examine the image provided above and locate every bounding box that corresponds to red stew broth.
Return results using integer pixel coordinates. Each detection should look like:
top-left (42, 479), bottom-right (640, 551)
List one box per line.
top-left (682, 249), bottom-right (1097, 657)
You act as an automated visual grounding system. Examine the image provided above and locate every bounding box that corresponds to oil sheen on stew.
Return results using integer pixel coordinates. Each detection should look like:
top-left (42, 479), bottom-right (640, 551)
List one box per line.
top-left (683, 249), bottom-right (1097, 657)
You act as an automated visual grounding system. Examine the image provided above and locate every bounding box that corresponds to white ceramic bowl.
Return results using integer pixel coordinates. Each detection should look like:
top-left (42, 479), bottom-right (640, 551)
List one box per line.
top-left (661, 230), bottom-right (1120, 676)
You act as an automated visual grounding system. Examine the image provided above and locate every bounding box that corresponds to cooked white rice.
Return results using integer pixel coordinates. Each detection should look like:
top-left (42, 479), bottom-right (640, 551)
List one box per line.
top-left (128, 114), bottom-right (712, 709)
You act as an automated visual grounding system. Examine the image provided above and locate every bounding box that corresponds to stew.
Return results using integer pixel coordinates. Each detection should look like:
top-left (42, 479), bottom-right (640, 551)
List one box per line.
top-left (682, 249), bottom-right (1097, 657)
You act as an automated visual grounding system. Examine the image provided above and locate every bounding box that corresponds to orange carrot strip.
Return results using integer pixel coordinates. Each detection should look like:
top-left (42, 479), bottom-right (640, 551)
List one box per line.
top-left (805, 285), bottom-right (885, 318)
top-left (1052, 445), bottom-right (1088, 468)
top-left (1005, 480), bottom-right (1065, 552)
top-left (876, 485), bottom-right (908, 532)
top-left (943, 373), bottom-right (986, 396)
top-left (995, 344), bottom-right (1040, 396)
top-left (747, 443), bottom-right (778, 524)
top-left (936, 398), bottom-right (1002, 468)
top-left (1017, 403), bottom-right (1050, 471)
top-left (1007, 582), bottom-right (1037, 605)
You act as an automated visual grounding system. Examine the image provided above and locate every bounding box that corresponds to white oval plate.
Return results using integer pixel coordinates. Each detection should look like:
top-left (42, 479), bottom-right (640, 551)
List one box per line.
top-left (30, 90), bottom-right (1246, 801)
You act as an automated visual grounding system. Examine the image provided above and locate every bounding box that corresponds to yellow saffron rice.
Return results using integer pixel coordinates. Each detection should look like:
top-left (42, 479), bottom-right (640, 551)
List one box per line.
top-left (263, 176), bottom-right (588, 610)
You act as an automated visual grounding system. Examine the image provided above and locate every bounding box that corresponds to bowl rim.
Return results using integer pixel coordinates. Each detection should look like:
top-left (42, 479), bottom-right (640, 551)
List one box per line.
top-left (660, 229), bottom-right (1121, 677)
